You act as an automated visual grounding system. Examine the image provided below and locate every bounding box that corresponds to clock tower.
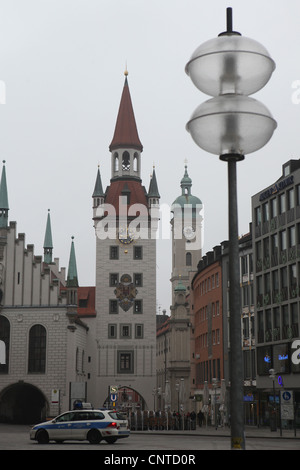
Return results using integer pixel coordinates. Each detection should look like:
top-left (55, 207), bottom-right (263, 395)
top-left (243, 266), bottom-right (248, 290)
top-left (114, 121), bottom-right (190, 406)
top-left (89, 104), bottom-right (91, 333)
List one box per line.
top-left (170, 164), bottom-right (203, 302)
top-left (91, 73), bottom-right (159, 410)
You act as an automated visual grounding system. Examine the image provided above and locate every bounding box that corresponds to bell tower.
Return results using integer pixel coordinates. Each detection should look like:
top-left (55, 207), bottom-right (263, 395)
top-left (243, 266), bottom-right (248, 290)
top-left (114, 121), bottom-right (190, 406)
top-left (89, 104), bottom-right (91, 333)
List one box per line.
top-left (170, 164), bottom-right (203, 302)
top-left (90, 72), bottom-right (159, 411)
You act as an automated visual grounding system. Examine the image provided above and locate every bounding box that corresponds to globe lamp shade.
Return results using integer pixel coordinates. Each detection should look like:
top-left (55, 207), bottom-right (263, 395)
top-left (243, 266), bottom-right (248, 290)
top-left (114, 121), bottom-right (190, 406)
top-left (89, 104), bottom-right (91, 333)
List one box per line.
top-left (185, 36), bottom-right (275, 96)
top-left (186, 94), bottom-right (277, 159)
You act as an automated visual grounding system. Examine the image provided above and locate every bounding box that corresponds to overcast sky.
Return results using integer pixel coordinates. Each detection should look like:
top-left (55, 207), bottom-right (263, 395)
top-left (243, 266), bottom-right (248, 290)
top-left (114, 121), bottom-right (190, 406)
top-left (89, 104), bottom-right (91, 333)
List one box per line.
top-left (0, 0), bottom-right (299, 313)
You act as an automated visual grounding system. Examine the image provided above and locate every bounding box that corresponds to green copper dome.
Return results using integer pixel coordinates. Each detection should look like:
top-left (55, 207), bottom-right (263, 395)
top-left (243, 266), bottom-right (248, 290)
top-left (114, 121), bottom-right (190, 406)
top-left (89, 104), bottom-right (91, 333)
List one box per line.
top-left (171, 165), bottom-right (202, 214)
top-left (174, 279), bottom-right (186, 292)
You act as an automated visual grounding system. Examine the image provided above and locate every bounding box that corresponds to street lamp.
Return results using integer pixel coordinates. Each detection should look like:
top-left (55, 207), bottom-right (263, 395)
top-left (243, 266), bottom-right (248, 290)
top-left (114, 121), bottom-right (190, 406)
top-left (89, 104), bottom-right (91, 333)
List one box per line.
top-left (185, 8), bottom-right (277, 450)
top-left (269, 368), bottom-right (277, 431)
top-left (175, 382), bottom-right (180, 413)
top-left (212, 378), bottom-right (218, 430)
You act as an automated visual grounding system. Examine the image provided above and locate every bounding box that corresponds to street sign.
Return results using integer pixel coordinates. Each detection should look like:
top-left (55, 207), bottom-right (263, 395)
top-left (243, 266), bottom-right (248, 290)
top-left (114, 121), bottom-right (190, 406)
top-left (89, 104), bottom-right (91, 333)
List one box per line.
top-left (110, 385), bottom-right (118, 394)
top-left (110, 393), bottom-right (118, 402)
top-left (280, 390), bottom-right (294, 420)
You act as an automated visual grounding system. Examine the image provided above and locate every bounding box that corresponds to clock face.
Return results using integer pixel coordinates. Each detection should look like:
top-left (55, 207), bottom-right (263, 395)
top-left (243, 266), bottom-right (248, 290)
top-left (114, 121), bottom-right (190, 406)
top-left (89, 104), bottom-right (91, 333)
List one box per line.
top-left (183, 226), bottom-right (196, 240)
top-left (118, 226), bottom-right (136, 244)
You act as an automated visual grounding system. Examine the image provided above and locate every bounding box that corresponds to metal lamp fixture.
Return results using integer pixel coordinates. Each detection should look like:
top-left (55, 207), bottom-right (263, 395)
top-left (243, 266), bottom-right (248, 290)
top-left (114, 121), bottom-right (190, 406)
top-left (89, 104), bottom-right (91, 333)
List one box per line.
top-left (185, 8), bottom-right (277, 450)
top-left (186, 7), bottom-right (277, 162)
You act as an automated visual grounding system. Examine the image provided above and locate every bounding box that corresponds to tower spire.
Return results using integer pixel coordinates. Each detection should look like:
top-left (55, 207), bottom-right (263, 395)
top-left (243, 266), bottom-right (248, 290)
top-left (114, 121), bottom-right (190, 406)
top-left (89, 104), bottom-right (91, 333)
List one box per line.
top-left (43, 209), bottom-right (53, 263)
top-left (67, 236), bottom-right (78, 287)
top-left (92, 166), bottom-right (104, 199)
top-left (0, 160), bottom-right (9, 228)
top-left (109, 73), bottom-right (143, 152)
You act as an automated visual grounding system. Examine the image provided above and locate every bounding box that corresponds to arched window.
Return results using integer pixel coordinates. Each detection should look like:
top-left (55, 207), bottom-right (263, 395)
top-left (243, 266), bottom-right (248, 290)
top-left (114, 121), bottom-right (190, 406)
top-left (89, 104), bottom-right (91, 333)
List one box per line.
top-left (186, 252), bottom-right (192, 266)
top-left (114, 152), bottom-right (119, 172)
top-left (28, 325), bottom-right (46, 373)
top-left (133, 152), bottom-right (138, 172)
top-left (122, 151), bottom-right (130, 171)
top-left (0, 316), bottom-right (10, 374)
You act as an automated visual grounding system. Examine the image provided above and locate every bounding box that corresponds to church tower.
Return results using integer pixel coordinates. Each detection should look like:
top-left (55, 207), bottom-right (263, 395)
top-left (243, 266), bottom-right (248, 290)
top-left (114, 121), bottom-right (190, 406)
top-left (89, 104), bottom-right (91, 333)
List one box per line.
top-left (170, 164), bottom-right (203, 302)
top-left (91, 72), bottom-right (159, 410)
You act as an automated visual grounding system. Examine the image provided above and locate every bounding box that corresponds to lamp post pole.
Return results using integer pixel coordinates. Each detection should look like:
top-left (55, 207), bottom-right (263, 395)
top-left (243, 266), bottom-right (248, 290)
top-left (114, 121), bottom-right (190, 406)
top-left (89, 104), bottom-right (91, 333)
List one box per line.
top-left (227, 157), bottom-right (244, 447)
top-left (185, 7), bottom-right (277, 449)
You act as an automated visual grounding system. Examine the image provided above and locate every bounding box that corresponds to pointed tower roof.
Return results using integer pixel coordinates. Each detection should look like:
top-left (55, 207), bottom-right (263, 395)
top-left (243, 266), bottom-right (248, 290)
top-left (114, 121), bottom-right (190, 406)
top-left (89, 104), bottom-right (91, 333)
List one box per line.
top-left (0, 160), bottom-right (9, 210)
top-left (43, 209), bottom-right (53, 264)
top-left (109, 72), bottom-right (143, 152)
top-left (67, 236), bottom-right (79, 287)
top-left (92, 166), bottom-right (104, 197)
top-left (43, 210), bottom-right (53, 249)
top-left (148, 167), bottom-right (160, 198)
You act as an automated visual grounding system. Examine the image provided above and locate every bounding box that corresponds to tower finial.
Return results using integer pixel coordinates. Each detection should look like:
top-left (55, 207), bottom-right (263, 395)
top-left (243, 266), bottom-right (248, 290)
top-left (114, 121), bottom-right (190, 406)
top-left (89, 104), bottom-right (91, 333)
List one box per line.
top-left (124, 61), bottom-right (128, 77)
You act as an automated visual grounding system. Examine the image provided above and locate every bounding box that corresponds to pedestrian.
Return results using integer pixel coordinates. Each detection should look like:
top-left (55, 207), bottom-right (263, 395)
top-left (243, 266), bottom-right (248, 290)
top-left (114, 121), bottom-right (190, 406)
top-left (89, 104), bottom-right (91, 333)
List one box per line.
top-left (197, 410), bottom-right (204, 427)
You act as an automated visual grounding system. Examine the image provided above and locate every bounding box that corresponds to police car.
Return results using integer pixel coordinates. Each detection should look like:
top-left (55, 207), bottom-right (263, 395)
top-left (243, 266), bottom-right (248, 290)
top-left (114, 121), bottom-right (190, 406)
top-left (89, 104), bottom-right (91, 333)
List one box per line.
top-left (30, 409), bottom-right (130, 444)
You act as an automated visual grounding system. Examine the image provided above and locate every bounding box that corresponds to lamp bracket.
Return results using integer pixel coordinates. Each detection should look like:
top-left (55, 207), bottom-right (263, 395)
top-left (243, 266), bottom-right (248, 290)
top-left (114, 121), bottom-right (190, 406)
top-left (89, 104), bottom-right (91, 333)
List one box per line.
top-left (218, 7), bottom-right (241, 37)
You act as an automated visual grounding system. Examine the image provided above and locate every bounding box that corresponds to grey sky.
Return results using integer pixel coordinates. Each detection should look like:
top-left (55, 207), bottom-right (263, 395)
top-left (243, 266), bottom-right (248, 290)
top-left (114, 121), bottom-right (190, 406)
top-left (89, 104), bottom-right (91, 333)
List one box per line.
top-left (0, 0), bottom-right (299, 312)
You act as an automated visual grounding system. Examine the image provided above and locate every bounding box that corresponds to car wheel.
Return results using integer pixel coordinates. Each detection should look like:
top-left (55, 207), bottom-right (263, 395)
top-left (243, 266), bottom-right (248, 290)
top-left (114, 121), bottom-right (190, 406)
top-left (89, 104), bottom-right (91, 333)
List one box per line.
top-left (36, 429), bottom-right (49, 444)
top-left (87, 428), bottom-right (101, 444)
top-left (105, 437), bottom-right (117, 444)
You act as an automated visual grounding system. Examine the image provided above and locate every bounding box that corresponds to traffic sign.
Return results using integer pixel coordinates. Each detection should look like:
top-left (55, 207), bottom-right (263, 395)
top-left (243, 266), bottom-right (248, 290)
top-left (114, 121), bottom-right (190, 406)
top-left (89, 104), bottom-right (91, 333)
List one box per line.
top-left (110, 385), bottom-right (118, 394)
top-left (110, 393), bottom-right (118, 402)
top-left (280, 390), bottom-right (294, 420)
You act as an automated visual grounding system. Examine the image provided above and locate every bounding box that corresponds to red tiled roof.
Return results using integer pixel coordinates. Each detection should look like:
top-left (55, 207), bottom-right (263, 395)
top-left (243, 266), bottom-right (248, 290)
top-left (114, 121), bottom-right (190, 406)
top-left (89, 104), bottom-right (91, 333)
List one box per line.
top-left (105, 179), bottom-right (149, 215)
top-left (109, 77), bottom-right (143, 152)
top-left (77, 286), bottom-right (96, 317)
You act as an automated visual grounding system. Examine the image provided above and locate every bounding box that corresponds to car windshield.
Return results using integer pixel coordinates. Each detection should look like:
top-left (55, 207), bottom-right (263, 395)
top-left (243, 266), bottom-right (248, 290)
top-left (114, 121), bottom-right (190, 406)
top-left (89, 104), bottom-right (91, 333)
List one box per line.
top-left (108, 411), bottom-right (126, 420)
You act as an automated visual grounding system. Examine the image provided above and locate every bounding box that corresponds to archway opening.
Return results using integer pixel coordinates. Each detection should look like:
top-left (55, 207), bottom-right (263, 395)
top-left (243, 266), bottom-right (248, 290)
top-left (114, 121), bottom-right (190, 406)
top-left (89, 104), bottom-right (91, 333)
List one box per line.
top-left (0, 382), bottom-right (48, 424)
top-left (103, 386), bottom-right (146, 412)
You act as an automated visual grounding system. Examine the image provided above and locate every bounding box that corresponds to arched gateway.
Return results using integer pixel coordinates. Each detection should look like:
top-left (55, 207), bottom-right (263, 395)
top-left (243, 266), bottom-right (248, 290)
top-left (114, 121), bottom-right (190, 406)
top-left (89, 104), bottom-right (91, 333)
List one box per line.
top-left (104, 386), bottom-right (146, 411)
top-left (0, 382), bottom-right (48, 424)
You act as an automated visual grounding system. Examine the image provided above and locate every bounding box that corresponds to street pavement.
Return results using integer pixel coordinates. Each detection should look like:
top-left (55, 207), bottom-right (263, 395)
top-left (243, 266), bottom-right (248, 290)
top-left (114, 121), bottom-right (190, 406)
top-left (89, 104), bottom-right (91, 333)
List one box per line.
top-left (133, 423), bottom-right (299, 440)
top-left (0, 423), bottom-right (298, 452)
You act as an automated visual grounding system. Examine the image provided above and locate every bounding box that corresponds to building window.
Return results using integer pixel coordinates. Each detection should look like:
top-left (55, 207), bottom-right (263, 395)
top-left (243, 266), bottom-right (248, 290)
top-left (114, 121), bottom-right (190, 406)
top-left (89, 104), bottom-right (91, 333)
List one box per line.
top-left (273, 307), bottom-right (280, 341)
top-left (280, 230), bottom-right (287, 251)
top-left (134, 273), bottom-right (143, 286)
top-left (110, 273), bottom-right (119, 286)
top-left (262, 202), bottom-right (269, 222)
top-left (28, 324), bottom-right (46, 373)
top-left (270, 198), bottom-right (277, 218)
top-left (108, 324), bottom-right (117, 339)
top-left (135, 324), bottom-right (144, 339)
top-left (186, 252), bottom-right (192, 266)
top-left (109, 300), bottom-right (119, 314)
top-left (279, 193), bottom-right (286, 214)
top-left (110, 246), bottom-right (119, 260)
top-left (120, 324), bottom-right (131, 338)
top-left (114, 152), bottom-right (119, 172)
top-left (296, 184), bottom-right (300, 206)
top-left (117, 351), bottom-right (134, 374)
top-left (289, 226), bottom-right (296, 248)
top-left (134, 246), bottom-right (143, 260)
top-left (291, 303), bottom-right (299, 337)
top-left (122, 151), bottom-right (130, 171)
top-left (287, 188), bottom-right (295, 209)
top-left (0, 316), bottom-right (10, 374)
top-left (255, 206), bottom-right (261, 225)
top-left (134, 300), bottom-right (143, 314)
